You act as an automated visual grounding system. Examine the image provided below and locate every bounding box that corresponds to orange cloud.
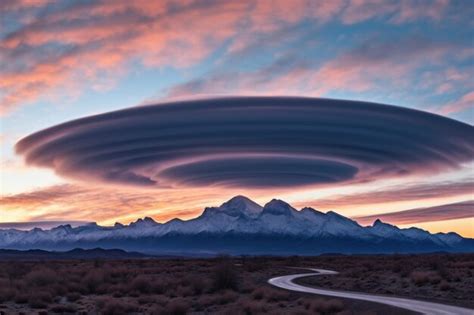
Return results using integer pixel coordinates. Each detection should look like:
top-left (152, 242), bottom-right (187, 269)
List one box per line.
top-left (0, 0), bottom-right (455, 115)
top-left (0, 183), bottom-right (216, 224)
top-left (0, 182), bottom-right (282, 225)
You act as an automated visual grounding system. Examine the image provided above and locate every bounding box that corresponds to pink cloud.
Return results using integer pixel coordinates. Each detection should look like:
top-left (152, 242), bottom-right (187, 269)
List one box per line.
top-left (355, 200), bottom-right (473, 225)
top-left (0, 0), bottom-right (457, 115)
top-left (167, 36), bottom-right (469, 102)
top-left (294, 179), bottom-right (474, 210)
top-left (439, 91), bottom-right (474, 115)
top-left (0, 183), bottom-right (224, 224)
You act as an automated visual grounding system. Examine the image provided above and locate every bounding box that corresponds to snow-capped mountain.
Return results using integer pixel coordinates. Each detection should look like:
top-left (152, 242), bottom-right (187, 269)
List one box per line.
top-left (1, 196), bottom-right (472, 255)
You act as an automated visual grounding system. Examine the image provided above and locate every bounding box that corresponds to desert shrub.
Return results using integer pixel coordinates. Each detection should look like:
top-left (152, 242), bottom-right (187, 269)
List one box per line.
top-left (163, 298), bottom-right (189, 315)
top-left (137, 295), bottom-right (155, 305)
top-left (13, 293), bottom-right (28, 304)
top-left (82, 269), bottom-right (105, 293)
top-left (49, 303), bottom-right (78, 313)
top-left (196, 294), bottom-right (217, 308)
top-left (100, 299), bottom-right (138, 315)
top-left (243, 260), bottom-right (266, 272)
top-left (215, 290), bottom-right (238, 304)
top-left (3, 263), bottom-right (29, 284)
top-left (25, 268), bottom-right (57, 287)
top-left (188, 275), bottom-right (208, 295)
top-left (266, 289), bottom-right (291, 302)
top-left (252, 288), bottom-right (265, 300)
top-left (439, 281), bottom-right (452, 291)
top-left (28, 291), bottom-right (52, 309)
top-left (251, 286), bottom-right (290, 302)
top-left (410, 271), bottom-right (441, 286)
top-left (149, 304), bottom-right (166, 315)
top-left (310, 298), bottom-right (344, 314)
top-left (175, 285), bottom-right (194, 297)
top-left (212, 260), bottom-right (239, 291)
top-left (129, 275), bottom-right (151, 293)
top-left (0, 288), bottom-right (16, 302)
top-left (151, 277), bottom-right (171, 294)
top-left (66, 292), bottom-right (81, 302)
top-left (93, 259), bottom-right (104, 268)
top-left (241, 299), bottom-right (268, 314)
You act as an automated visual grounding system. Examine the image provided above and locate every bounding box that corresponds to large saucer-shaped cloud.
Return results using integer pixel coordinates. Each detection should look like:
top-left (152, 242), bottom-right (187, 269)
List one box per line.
top-left (16, 97), bottom-right (474, 188)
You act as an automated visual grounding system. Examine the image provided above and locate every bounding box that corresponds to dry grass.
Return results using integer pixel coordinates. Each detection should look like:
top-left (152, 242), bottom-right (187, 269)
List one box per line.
top-left (298, 253), bottom-right (474, 309)
top-left (0, 253), bottom-right (471, 313)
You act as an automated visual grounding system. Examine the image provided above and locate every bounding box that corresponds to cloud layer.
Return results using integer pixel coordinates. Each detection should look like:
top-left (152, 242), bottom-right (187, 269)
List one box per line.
top-left (355, 200), bottom-right (473, 225)
top-left (299, 178), bottom-right (474, 208)
top-left (2, 0), bottom-right (468, 115)
top-left (16, 97), bottom-right (474, 189)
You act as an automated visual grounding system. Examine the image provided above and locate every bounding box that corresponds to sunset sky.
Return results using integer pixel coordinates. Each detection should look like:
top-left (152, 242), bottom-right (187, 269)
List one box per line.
top-left (1, 0), bottom-right (473, 237)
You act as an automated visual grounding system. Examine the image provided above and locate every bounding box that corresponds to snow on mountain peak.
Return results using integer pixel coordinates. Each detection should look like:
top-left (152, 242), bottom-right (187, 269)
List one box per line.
top-left (217, 195), bottom-right (263, 217)
top-left (0, 196), bottom-right (471, 254)
top-left (262, 199), bottom-right (296, 216)
top-left (372, 219), bottom-right (396, 229)
top-left (130, 216), bottom-right (158, 228)
top-left (301, 207), bottom-right (324, 215)
top-left (373, 219), bottom-right (383, 226)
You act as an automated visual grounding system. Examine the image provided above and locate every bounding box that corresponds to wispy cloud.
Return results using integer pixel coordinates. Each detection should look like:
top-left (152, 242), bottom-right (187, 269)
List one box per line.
top-left (1, 0), bottom-right (464, 115)
top-left (439, 91), bottom-right (474, 115)
top-left (165, 34), bottom-right (473, 117)
top-left (355, 200), bottom-right (473, 225)
top-left (0, 183), bottom-right (226, 224)
top-left (300, 178), bottom-right (474, 209)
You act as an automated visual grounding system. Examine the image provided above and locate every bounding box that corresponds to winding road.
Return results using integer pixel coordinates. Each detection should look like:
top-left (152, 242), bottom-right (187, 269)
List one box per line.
top-left (268, 268), bottom-right (473, 315)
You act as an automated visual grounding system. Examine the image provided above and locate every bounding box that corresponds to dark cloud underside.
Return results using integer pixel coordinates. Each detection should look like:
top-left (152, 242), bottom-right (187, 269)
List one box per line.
top-left (16, 97), bottom-right (474, 188)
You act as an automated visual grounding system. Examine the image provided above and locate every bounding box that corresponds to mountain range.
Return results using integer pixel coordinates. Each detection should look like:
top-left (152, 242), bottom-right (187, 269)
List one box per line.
top-left (1, 196), bottom-right (472, 255)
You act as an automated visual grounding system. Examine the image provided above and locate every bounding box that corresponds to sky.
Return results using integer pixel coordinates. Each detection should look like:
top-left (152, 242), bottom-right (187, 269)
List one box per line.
top-left (0, 0), bottom-right (473, 237)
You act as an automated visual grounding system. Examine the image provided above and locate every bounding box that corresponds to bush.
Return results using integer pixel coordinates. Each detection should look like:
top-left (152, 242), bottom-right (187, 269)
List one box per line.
top-left (66, 292), bottom-right (81, 302)
top-left (102, 300), bottom-right (138, 315)
top-left (28, 292), bottom-right (52, 309)
top-left (97, 297), bottom-right (138, 315)
top-left (49, 303), bottom-right (78, 313)
top-left (410, 271), bottom-right (441, 286)
top-left (129, 275), bottom-right (151, 294)
top-left (439, 281), bottom-right (452, 291)
top-left (0, 288), bottom-right (16, 303)
top-left (13, 293), bottom-right (28, 304)
top-left (25, 268), bottom-right (57, 287)
top-left (241, 299), bottom-right (268, 314)
top-left (163, 298), bottom-right (189, 315)
top-left (252, 288), bottom-right (265, 300)
top-left (215, 290), bottom-right (238, 304)
top-left (310, 298), bottom-right (344, 314)
top-left (82, 270), bottom-right (105, 293)
top-left (188, 275), bottom-right (208, 295)
top-left (212, 260), bottom-right (239, 291)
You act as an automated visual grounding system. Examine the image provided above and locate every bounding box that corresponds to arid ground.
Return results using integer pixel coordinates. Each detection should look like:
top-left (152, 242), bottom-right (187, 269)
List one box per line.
top-left (0, 253), bottom-right (472, 314)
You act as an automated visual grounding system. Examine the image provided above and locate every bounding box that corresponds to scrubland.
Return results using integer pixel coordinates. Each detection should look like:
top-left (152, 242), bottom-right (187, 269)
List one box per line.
top-left (0, 253), bottom-right (472, 314)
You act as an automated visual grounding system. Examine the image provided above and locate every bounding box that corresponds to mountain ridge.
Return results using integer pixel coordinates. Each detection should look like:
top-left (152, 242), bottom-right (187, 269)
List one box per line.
top-left (1, 196), bottom-right (472, 255)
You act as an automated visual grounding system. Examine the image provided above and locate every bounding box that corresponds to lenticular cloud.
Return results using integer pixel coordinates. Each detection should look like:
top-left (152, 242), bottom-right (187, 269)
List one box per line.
top-left (16, 97), bottom-right (474, 188)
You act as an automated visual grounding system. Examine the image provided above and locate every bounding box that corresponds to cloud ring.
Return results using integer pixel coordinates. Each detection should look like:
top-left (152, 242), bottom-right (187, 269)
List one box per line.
top-left (16, 97), bottom-right (474, 188)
